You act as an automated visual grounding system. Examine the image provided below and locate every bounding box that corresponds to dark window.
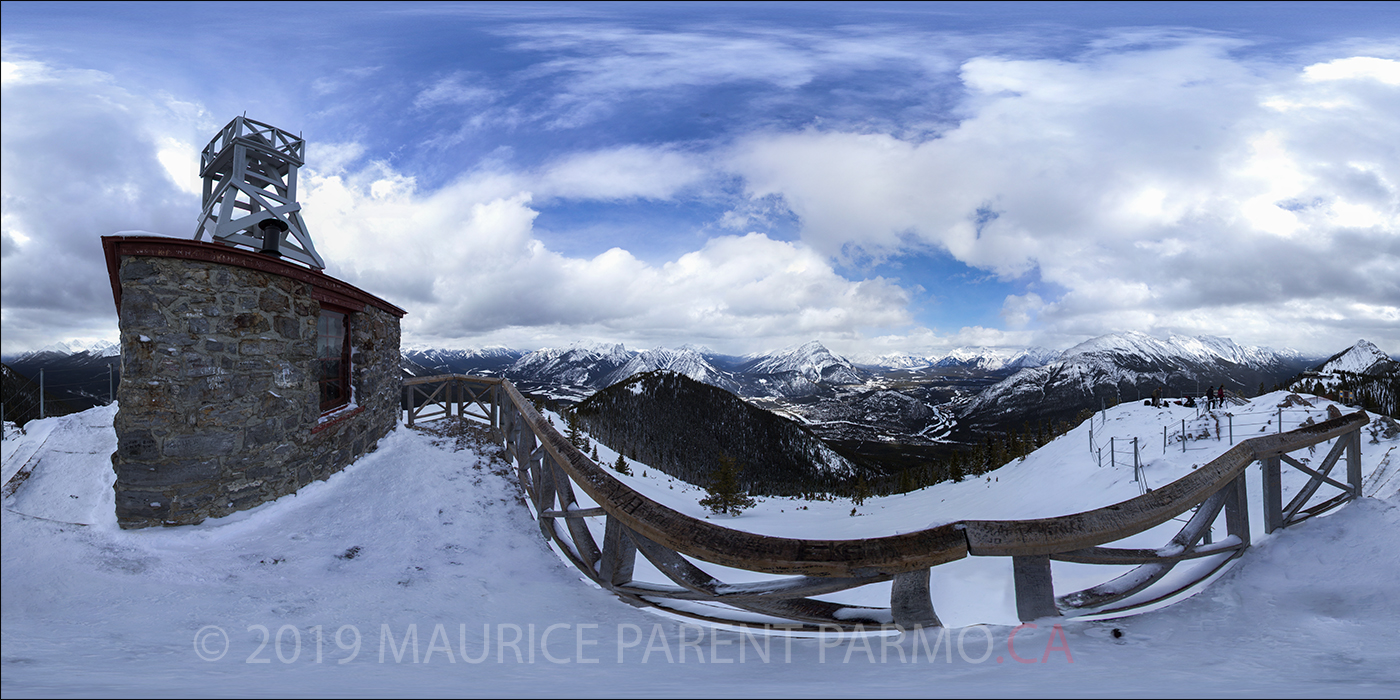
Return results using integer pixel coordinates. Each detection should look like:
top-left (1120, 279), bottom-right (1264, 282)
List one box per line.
top-left (317, 309), bottom-right (350, 412)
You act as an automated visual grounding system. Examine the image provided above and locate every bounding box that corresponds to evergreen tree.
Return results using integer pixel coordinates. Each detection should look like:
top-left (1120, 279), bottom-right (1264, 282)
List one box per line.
top-left (897, 468), bottom-right (914, 495)
top-left (566, 411), bottom-right (584, 449)
top-left (699, 454), bottom-right (754, 516)
top-left (613, 454), bottom-right (632, 476)
top-left (591, 444), bottom-right (600, 462)
top-left (949, 452), bottom-right (966, 483)
top-left (851, 474), bottom-right (872, 507)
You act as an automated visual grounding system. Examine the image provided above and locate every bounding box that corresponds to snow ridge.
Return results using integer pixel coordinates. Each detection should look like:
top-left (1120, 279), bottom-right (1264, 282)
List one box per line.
top-left (602, 347), bottom-right (739, 391)
top-left (1317, 339), bottom-right (1390, 375)
top-left (742, 340), bottom-right (864, 384)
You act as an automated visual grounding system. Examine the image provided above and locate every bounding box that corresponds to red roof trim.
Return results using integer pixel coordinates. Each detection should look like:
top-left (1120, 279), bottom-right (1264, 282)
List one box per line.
top-left (100, 236), bottom-right (406, 318)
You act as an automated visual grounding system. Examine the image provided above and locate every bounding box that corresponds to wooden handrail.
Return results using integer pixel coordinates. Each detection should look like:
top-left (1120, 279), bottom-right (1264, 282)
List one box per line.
top-left (496, 379), bottom-right (969, 577)
top-left (962, 409), bottom-right (1366, 556)
top-left (422, 374), bottom-right (1368, 573)
top-left (406, 373), bottom-right (1369, 626)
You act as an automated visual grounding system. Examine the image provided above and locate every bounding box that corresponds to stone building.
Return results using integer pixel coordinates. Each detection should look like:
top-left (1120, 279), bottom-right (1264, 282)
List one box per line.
top-left (101, 116), bottom-right (404, 528)
top-left (102, 237), bottom-right (405, 528)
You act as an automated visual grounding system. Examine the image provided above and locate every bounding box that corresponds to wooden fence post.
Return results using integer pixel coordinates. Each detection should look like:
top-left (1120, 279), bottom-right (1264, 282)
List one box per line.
top-left (491, 384), bottom-right (500, 433)
top-left (1346, 428), bottom-right (1363, 498)
top-left (891, 568), bottom-right (942, 628)
top-left (1262, 456), bottom-right (1283, 533)
top-left (599, 516), bottom-right (638, 588)
top-left (1225, 471), bottom-right (1251, 549)
top-left (1012, 554), bottom-right (1059, 622)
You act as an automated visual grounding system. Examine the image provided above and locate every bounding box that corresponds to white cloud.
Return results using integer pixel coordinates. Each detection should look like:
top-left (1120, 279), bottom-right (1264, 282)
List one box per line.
top-left (1, 58), bottom-right (206, 354)
top-left (413, 73), bottom-right (497, 109)
top-left (1302, 56), bottom-right (1400, 85)
top-left (301, 162), bottom-right (911, 353)
top-left (724, 43), bottom-right (1400, 354)
top-left (536, 145), bottom-right (708, 200)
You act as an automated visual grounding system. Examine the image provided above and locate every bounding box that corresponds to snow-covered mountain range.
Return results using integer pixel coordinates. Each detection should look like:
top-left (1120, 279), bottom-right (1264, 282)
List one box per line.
top-left (400, 345), bottom-right (524, 377)
top-left (1313, 339), bottom-right (1392, 376)
top-left (731, 340), bottom-right (868, 397)
top-left (962, 331), bottom-right (1315, 431)
top-left (6, 339), bottom-right (120, 362)
top-left (846, 346), bottom-right (1059, 371)
top-left (602, 347), bottom-right (740, 392)
top-left (492, 340), bottom-right (871, 398)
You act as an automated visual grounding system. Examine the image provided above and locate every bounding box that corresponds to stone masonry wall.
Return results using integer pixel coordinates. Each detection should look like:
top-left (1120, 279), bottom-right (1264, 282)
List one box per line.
top-left (112, 254), bottom-right (401, 528)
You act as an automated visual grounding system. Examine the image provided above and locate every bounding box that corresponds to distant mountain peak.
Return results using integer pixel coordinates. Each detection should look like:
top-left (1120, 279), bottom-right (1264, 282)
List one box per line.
top-left (19, 339), bottom-right (120, 360)
top-left (1317, 339), bottom-right (1390, 375)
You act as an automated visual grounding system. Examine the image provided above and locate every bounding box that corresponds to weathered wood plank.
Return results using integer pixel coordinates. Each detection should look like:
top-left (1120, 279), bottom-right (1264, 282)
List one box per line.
top-left (598, 516), bottom-right (637, 588)
top-left (1262, 456), bottom-right (1283, 534)
top-left (1280, 453), bottom-right (1352, 495)
top-left (1051, 536), bottom-right (1244, 565)
top-left (540, 507), bottom-right (607, 518)
top-left (891, 568), bottom-right (942, 628)
top-left (1057, 486), bottom-right (1229, 611)
top-left (489, 378), bottom-right (1363, 576)
top-left (627, 528), bottom-right (888, 625)
top-left (1280, 438), bottom-right (1350, 523)
top-left (550, 457), bottom-right (602, 571)
top-left (1225, 471), bottom-right (1250, 548)
top-left (1013, 555), bottom-right (1059, 621)
top-left (495, 379), bottom-right (970, 577)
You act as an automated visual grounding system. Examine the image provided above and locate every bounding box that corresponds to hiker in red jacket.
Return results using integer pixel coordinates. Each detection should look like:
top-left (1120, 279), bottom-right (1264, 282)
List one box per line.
top-left (1217, 386), bottom-right (1225, 406)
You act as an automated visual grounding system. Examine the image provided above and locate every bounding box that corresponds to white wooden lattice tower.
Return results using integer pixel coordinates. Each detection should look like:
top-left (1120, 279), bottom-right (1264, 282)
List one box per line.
top-left (194, 116), bottom-right (325, 269)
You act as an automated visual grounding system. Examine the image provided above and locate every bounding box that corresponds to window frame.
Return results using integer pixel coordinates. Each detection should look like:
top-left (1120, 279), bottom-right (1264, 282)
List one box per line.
top-left (316, 304), bottom-right (354, 414)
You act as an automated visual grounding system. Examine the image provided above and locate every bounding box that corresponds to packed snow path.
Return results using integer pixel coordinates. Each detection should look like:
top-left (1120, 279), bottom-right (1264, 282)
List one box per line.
top-left (4, 396), bottom-right (1398, 697)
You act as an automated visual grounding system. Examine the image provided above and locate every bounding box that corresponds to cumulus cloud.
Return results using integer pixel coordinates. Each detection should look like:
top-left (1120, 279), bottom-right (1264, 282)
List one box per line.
top-left (1, 58), bottom-right (211, 354)
top-left (303, 162), bottom-right (911, 352)
top-left (4, 21), bottom-right (1395, 358)
top-left (725, 43), bottom-right (1400, 353)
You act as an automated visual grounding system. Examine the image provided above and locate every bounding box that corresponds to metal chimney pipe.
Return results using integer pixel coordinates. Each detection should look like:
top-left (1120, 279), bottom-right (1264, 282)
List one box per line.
top-left (258, 218), bottom-right (289, 257)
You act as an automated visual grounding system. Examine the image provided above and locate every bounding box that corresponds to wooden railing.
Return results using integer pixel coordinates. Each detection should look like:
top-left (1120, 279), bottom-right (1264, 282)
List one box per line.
top-left (405, 375), bottom-right (1370, 630)
top-left (404, 375), bottom-right (501, 431)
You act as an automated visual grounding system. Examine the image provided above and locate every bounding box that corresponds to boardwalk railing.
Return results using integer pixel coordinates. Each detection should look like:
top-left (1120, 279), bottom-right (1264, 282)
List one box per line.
top-left (406, 375), bottom-right (1370, 630)
top-left (404, 375), bottom-right (501, 432)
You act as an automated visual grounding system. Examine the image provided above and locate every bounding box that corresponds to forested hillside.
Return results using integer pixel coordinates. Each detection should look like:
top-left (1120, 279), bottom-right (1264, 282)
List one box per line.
top-left (572, 370), bottom-right (879, 496)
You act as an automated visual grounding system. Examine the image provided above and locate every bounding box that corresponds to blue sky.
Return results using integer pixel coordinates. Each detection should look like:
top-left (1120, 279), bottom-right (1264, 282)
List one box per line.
top-left (2, 2), bottom-right (1397, 357)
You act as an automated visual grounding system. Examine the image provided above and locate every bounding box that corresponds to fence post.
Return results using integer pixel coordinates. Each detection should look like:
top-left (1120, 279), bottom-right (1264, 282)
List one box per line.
top-left (1277, 408), bottom-right (1282, 434)
top-left (1110, 437), bottom-right (1116, 469)
top-left (1012, 555), bottom-right (1059, 622)
top-left (405, 385), bottom-right (414, 428)
top-left (1133, 438), bottom-right (1140, 483)
top-left (599, 516), bottom-right (637, 588)
top-left (1346, 428), bottom-right (1363, 498)
top-left (491, 384), bottom-right (501, 433)
top-left (1182, 419), bottom-right (1186, 453)
top-left (1262, 456), bottom-right (1283, 533)
top-left (891, 568), bottom-right (943, 628)
top-left (1225, 471), bottom-right (1251, 548)
top-left (1163, 425), bottom-right (1167, 454)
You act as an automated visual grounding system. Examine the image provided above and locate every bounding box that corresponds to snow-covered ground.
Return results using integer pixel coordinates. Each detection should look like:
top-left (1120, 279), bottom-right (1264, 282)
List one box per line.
top-left (3, 394), bottom-right (1398, 697)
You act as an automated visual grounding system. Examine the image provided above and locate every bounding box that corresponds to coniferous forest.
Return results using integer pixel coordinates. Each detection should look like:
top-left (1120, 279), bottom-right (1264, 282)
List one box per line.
top-left (570, 370), bottom-right (1093, 500)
